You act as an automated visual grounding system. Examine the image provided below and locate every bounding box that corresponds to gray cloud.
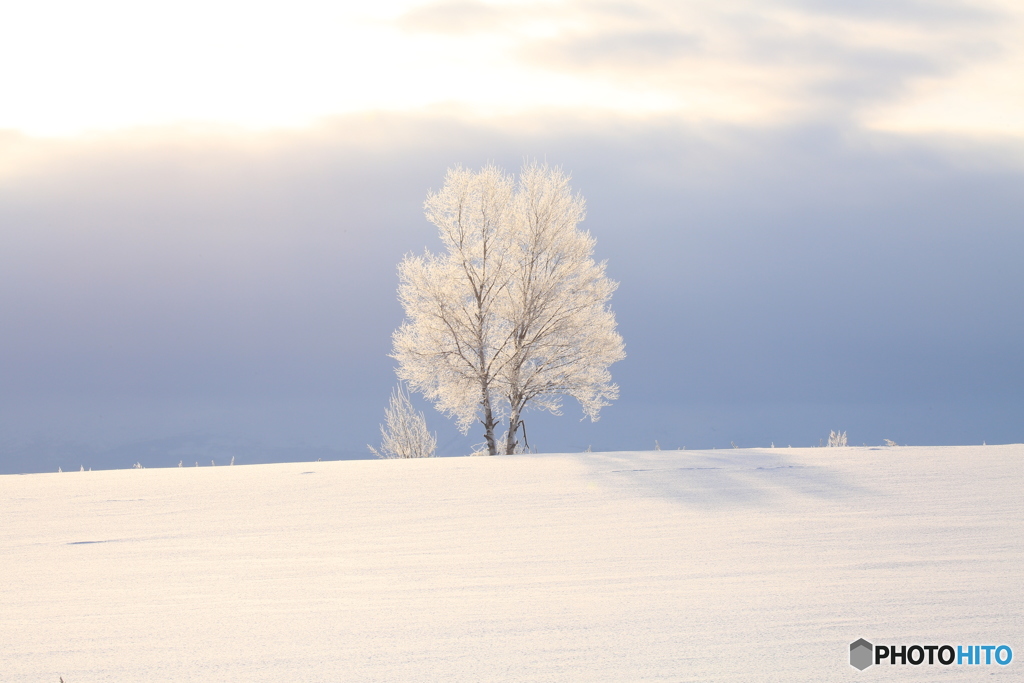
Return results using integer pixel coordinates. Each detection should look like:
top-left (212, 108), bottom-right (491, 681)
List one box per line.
top-left (779, 0), bottom-right (997, 23)
top-left (396, 0), bottom-right (1009, 118)
top-left (1, 113), bottom-right (1022, 472)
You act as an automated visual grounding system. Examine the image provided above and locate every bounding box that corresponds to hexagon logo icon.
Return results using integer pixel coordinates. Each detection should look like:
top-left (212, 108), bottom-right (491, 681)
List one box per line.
top-left (850, 639), bottom-right (873, 670)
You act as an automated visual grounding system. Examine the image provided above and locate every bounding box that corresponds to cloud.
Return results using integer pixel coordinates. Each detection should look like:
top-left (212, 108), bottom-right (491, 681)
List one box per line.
top-left (394, 0), bottom-right (1019, 131)
top-left (527, 28), bottom-right (702, 69)
top-left (2, 1), bottom-right (1017, 137)
top-left (779, 0), bottom-right (996, 23)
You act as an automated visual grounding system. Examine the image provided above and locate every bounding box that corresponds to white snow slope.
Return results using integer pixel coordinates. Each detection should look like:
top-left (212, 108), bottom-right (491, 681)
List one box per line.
top-left (2, 446), bottom-right (1021, 681)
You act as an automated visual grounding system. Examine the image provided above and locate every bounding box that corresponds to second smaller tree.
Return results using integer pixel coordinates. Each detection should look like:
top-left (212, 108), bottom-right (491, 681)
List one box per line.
top-left (368, 384), bottom-right (437, 458)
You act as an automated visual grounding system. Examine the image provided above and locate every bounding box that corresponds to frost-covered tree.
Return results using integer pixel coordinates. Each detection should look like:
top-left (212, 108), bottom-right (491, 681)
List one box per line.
top-left (827, 430), bottom-right (848, 447)
top-left (392, 163), bottom-right (625, 455)
top-left (368, 383), bottom-right (437, 459)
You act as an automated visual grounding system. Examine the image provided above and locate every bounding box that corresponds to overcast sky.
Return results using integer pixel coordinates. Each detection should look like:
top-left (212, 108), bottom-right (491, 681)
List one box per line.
top-left (1, 0), bottom-right (1022, 472)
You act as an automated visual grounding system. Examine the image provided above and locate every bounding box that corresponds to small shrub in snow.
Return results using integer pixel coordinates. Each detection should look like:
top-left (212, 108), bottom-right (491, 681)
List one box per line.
top-left (369, 383), bottom-right (437, 459)
top-left (827, 430), bottom-right (848, 447)
top-left (883, 439), bottom-right (898, 447)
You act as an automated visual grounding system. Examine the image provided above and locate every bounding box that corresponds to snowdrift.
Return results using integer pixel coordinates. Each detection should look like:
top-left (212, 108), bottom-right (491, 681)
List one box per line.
top-left (2, 446), bottom-right (1021, 681)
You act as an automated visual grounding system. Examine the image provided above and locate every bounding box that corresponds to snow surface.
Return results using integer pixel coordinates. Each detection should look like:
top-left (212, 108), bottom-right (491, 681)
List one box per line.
top-left (2, 446), bottom-right (1021, 681)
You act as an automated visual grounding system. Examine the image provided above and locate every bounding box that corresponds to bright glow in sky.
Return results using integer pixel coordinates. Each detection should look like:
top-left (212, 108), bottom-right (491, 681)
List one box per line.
top-left (1, 0), bottom-right (1022, 137)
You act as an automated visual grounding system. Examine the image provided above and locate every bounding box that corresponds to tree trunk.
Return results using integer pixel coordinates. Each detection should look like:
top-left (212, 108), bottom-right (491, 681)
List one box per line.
top-left (504, 404), bottom-right (522, 455)
top-left (481, 389), bottom-right (499, 455)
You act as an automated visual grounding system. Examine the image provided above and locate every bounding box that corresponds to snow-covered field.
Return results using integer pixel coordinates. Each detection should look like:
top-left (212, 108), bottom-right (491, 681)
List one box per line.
top-left (2, 445), bottom-right (1021, 681)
